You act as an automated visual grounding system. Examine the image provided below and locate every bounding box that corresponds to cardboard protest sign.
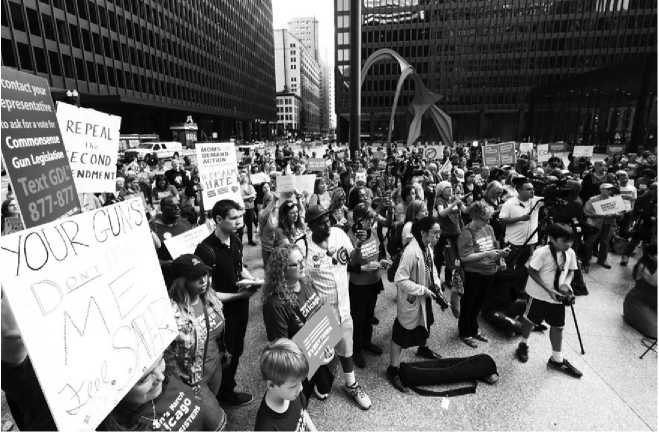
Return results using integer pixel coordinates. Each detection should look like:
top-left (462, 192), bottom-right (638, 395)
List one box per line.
top-left (307, 158), bottom-right (326, 172)
top-left (195, 142), bottom-right (243, 209)
top-left (249, 172), bottom-right (269, 184)
top-left (572, 146), bottom-right (594, 158)
top-left (56, 102), bottom-right (121, 193)
top-left (498, 142), bottom-right (516, 165)
top-left (275, 174), bottom-right (316, 197)
top-left (519, 142), bottom-right (534, 153)
top-left (592, 195), bottom-right (626, 215)
top-left (0, 198), bottom-right (177, 430)
top-left (164, 223), bottom-right (212, 259)
top-left (482, 144), bottom-right (500, 166)
top-left (292, 304), bottom-right (342, 380)
top-left (1, 67), bottom-right (81, 228)
top-left (607, 144), bottom-right (625, 155)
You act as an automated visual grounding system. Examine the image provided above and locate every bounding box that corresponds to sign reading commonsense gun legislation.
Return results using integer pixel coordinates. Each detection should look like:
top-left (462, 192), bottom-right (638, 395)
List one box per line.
top-left (56, 102), bottom-right (121, 193)
top-left (292, 304), bottom-right (342, 380)
top-left (195, 142), bottom-right (243, 209)
top-left (1, 67), bottom-right (81, 228)
top-left (0, 198), bottom-right (177, 431)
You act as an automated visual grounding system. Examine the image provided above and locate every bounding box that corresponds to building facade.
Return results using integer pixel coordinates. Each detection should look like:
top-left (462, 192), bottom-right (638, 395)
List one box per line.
top-left (288, 17), bottom-right (320, 61)
top-left (275, 92), bottom-right (302, 134)
top-left (274, 28), bottom-right (321, 135)
top-left (2, 0), bottom-right (276, 141)
top-left (335, 0), bottom-right (656, 149)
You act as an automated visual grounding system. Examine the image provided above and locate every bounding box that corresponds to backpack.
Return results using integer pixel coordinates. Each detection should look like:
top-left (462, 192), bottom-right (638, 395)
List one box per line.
top-left (399, 354), bottom-right (498, 397)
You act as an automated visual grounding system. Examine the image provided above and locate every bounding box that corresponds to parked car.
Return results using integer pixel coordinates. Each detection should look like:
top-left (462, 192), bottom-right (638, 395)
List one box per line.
top-left (124, 141), bottom-right (182, 161)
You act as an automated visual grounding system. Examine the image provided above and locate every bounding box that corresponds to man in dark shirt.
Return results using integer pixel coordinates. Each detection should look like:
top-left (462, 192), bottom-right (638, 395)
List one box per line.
top-left (164, 159), bottom-right (190, 192)
top-left (195, 199), bottom-right (260, 407)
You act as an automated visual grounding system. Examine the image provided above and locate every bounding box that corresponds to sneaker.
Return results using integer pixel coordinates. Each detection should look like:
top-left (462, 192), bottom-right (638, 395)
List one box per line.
top-left (344, 382), bottom-right (372, 410)
top-left (547, 358), bottom-right (583, 378)
top-left (534, 323), bottom-right (548, 332)
top-left (313, 384), bottom-right (329, 401)
top-left (353, 351), bottom-right (366, 369)
top-left (597, 261), bottom-right (611, 269)
top-left (218, 390), bottom-right (254, 407)
top-left (386, 366), bottom-right (409, 393)
top-left (515, 342), bottom-right (529, 363)
top-left (363, 342), bottom-right (383, 355)
top-left (416, 345), bottom-right (442, 359)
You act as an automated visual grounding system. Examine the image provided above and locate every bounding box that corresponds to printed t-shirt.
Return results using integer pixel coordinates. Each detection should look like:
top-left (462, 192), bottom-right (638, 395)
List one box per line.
top-left (306, 227), bottom-right (353, 322)
top-left (457, 224), bottom-right (499, 275)
top-left (191, 299), bottom-right (224, 390)
top-left (525, 245), bottom-right (578, 304)
top-left (263, 280), bottom-right (323, 340)
top-left (254, 393), bottom-right (308, 431)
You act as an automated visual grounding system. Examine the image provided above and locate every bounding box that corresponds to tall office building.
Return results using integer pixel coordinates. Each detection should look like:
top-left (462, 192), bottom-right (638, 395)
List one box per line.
top-left (335, 0), bottom-right (656, 149)
top-left (288, 17), bottom-right (320, 61)
top-left (274, 28), bottom-right (321, 135)
top-left (2, 0), bottom-right (276, 140)
top-left (319, 58), bottom-right (332, 133)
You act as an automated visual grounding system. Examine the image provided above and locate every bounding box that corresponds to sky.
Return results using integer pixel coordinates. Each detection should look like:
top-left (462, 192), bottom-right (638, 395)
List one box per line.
top-left (272, 0), bottom-right (334, 67)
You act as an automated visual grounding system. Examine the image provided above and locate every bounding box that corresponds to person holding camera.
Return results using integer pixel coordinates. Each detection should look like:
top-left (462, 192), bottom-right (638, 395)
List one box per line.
top-left (457, 202), bottom-right (509, 348)
top-left (387, 216), bottom-right (443, 393)
top-left (514, 223), bottom-right (583, 378)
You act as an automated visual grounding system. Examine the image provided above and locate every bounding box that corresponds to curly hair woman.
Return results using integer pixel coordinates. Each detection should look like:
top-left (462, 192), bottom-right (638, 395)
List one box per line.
top-left (262, 244), bottom-right (335, 400)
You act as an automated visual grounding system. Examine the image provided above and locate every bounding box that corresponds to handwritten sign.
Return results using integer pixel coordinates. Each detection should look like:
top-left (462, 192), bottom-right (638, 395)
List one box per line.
top-left (56, 102), bottom-right (121, 193)
top-left (1, 67), bottom-right (81, 228)
top-left (592, 195), bottom-right (626, 215)
top-left (0, 198), bottom-right (177, 430)
top-left (164, 223), bottom-right (212, 259)
top-left (307, 158), bottom-right (326, 172)
top-left (292, 304), bottom-right (342, 380)
top-left (195, 142), bottom-right (243, 209)
top-left (572, 146), bottom-right (594, 158)
top-left (275, 174), bottom-right (316, 197)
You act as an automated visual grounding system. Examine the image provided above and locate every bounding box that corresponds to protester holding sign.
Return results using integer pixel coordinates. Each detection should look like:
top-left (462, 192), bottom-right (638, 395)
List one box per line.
top-left (583, 183), bottom-right (625, 271)
top-left (261, 244), bottom-right (335, 400)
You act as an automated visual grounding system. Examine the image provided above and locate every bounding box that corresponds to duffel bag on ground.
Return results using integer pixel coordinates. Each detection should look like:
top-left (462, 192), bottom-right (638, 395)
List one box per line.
top-left (399, 354), bottom-right (498, 397)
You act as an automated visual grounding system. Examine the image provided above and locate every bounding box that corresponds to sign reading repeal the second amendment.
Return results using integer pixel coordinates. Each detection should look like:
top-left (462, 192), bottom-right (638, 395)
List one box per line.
top-left (0, 67), bottom-right (81, 228)
top-left (195, 142), bottom-right (243, 209)
top-left (56, 102), bottom-right (121, 193)
top-left (0, 198), bottom-right (177, 431)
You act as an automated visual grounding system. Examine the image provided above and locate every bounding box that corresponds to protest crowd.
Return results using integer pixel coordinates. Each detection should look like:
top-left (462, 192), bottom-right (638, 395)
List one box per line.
top-left (2, 137), bottom-right (658, 432)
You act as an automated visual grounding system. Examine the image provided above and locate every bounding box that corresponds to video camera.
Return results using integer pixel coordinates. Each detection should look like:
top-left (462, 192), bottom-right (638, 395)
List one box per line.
top-left (529, 176), bottom-right (571, 207)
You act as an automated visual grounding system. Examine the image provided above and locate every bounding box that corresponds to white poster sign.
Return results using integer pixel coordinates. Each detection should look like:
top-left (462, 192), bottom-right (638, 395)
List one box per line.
top-left (591, 153), bottom-right (608, 163)
top-left (355, 171), bottom-right (367, 184)
top-left (195, 142), bottom-right (243, 209)
top-left (572, 146), bottom-right (594, 158)
top-left (519, 142), bottom-right (534, 153)
top-left (250, 172), bottom-right (269, 184)
top-left (592, 195), bottom-right (626, 215)
top-left (537, 144), bottom-right (551, 162)
top-left (0, 199), bottom-right (177, 431)
top-left (423, 145), bottom-right (444, 160)
top-left (56, 102), bottom-right (121, 193)
top-left (164, 223), bottom-right (212, 259)
top-left (276, 174), bottom-right (317, 197)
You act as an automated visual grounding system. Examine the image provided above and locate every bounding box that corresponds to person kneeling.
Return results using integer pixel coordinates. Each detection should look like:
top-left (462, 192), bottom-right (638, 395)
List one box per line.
top-left (515, 223), bottom-right (583, 378)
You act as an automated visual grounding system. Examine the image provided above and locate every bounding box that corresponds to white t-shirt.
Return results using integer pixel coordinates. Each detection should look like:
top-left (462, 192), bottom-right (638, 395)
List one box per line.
top-left (525, 245), bottom-right (578, 304)
top-left (306, 227), bottom-right (354, 322)
top-left (500, 196), bottom-right (542, 245)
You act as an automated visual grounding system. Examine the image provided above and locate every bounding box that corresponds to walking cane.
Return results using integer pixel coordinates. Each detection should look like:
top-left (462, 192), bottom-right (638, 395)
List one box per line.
top-left (570, 304), bottom-right (585, 355)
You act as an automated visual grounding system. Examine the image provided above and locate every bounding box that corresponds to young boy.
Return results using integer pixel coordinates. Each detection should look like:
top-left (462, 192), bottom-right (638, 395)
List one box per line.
top-left (515, 223), bottom-right (583, 378)
top-left (255, 339), bottom-right (317, 431)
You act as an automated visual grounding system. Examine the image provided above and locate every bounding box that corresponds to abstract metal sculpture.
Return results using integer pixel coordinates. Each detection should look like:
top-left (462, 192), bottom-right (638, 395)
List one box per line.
top-left (360, 48), bottom-right (453, 148)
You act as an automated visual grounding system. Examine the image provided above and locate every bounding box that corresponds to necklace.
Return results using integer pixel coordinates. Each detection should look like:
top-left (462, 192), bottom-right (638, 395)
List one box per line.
top-left (150, 400), bottom-right (159, 429)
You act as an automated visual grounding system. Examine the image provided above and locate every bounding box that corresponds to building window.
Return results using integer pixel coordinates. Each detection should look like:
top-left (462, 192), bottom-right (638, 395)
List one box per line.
top-left (17, 43), bottom-right (32, 70)
top-left (49, 51), bottom-right (61, 75)
top-left (9, 3), bottom-right (25, 32)
top-left (337, 0), bottom-right (350, 12)
top-left (291, 64), bottom-right (296, 69)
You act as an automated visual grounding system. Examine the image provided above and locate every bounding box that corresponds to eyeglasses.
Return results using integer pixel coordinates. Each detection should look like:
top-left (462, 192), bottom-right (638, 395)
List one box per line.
top-left (287, 260), bottom-right (305, 269)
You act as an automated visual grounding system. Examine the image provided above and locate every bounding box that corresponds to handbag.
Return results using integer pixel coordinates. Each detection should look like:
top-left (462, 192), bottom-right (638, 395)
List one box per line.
top-left (399, 354), bottom-right (498, 397)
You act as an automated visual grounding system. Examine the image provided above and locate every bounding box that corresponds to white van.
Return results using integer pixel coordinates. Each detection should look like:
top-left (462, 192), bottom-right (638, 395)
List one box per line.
top-left (125, 141), bottom-right (182, 161)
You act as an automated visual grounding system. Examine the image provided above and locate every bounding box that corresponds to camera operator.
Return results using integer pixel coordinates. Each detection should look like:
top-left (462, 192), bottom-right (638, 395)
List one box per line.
top-left (583, 183), bottom-right (625, 272)
top-left (548, 180), bottom-right (585, 252)
top-left (499, 177), bottom-right (543, 295)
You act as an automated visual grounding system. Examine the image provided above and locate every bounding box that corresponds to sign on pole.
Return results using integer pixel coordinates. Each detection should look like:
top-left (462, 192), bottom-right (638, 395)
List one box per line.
top-left (0, 198), bottom-right (177, 430)
top-left (56, 102), bottom-right (121, 193)
top-left (195, 142), bottom-right (243, 209)
top-left (0, 67), bottom-right (81, 227)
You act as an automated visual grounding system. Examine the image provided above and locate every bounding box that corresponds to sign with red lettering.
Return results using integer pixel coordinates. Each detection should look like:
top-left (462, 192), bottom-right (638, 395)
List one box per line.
top-left (0, 67), bottom-right (81, 228)
top-left (0, 198), bottom-right (177, 431)
top-left (56, 102), bottom-right (121, 193)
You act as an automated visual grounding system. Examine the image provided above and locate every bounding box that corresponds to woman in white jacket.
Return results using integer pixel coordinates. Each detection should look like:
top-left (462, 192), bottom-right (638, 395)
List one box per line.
top-left (386, 216), bottom-right (443, 392)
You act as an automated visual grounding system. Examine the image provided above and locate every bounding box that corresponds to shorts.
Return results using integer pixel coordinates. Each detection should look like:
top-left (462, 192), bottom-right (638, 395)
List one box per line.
top-left (329, 303), bottom-right (354, 358)
top-left (525, 297), bottom-right (565, 328)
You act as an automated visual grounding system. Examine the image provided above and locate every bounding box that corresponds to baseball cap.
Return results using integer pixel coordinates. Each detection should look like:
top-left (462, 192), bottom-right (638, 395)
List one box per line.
top-left (600, 183), bottom-right (615, 190)
top-left (437, 181), bottom-right (452, 193)
top-left (172, 254), bottom-right (211, 280)
top-left (306, 205), bottom-right (330, 223)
